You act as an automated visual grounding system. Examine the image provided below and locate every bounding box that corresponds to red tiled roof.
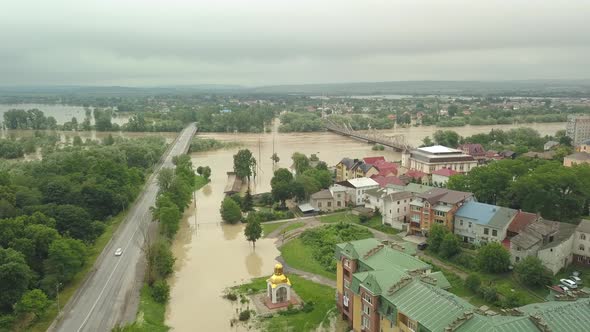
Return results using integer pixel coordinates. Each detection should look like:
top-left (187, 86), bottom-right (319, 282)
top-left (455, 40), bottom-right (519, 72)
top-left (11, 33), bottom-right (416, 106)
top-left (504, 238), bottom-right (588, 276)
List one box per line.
top-left (508, 211), bottom-right (538, 234)
top-left (457, 143), bottom-right (486, 157)
top-left (431, 168), bottom-right (459, 177)
top-left (371, 175), bottom-right (406, 188)
top-left (363, 156), bottom-right (386, 165)
top-left (404, 170), bottom-right (427, 179)
top-left (377, 168), bottom-right (398, 177)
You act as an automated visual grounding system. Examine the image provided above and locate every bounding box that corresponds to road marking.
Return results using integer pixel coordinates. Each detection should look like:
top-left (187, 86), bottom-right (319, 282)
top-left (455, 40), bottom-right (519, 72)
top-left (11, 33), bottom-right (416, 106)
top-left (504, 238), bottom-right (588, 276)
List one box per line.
top-left (76, 209), bottom-right (146, 332)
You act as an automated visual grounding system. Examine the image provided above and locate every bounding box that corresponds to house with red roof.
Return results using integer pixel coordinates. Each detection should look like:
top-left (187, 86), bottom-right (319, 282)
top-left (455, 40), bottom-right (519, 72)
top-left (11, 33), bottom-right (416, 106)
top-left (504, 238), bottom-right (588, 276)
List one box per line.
top-left (431, 168), bottom-right (460, 186)
top-left (363, 156), bottom-right (386, 165)
top-left (457, 143), bottom-right (486, 159)
top-left (399, 170), bottom-right (428, 185)
top-left (372, 160), bottom-right (399, 176)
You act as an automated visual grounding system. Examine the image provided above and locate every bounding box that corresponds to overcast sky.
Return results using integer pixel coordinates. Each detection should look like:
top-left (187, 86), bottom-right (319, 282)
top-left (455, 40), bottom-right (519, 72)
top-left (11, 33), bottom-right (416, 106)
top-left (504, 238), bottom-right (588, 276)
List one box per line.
top-left (1, 0), bottom-right (589, 86)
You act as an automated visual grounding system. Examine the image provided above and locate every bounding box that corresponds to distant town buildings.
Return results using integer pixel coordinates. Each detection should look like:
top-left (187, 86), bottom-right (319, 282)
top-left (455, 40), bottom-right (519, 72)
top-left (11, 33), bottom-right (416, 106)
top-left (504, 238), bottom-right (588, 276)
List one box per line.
top-left (566, 114), bottom-right (590, 145)
top-left (563, 151), bottom-right (590, 167)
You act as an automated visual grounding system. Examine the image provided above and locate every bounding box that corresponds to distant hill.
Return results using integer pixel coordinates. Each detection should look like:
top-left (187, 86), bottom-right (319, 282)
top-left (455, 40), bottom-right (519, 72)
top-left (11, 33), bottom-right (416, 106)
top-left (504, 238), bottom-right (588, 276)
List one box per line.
top-left (250, 80), bottom-right (590, 97)
top-left (2, 80), bottom-right (590, 97)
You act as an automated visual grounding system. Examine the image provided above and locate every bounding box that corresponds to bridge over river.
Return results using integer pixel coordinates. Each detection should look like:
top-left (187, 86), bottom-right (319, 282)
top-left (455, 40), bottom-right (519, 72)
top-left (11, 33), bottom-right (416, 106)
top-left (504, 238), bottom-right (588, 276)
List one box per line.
top-left (324, 120), bottom-right (412, 151)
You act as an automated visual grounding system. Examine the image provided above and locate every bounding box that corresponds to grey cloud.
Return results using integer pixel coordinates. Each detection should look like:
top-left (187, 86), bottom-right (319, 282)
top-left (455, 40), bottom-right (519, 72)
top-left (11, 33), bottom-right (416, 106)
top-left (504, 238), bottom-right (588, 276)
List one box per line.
top-left (1, 0), bottom-right (589, 85)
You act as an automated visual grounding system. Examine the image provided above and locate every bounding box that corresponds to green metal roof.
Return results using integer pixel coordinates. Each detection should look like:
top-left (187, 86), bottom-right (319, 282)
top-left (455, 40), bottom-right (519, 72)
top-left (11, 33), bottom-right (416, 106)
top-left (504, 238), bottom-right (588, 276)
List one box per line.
top-left (425, 271), bottom-right (451, 290)
top-left (455, 314), bottom-right (538, 332)
top-left (385, 280), bottom-right (473, 332)
top-left (519, 298), bottom-right (590, 332)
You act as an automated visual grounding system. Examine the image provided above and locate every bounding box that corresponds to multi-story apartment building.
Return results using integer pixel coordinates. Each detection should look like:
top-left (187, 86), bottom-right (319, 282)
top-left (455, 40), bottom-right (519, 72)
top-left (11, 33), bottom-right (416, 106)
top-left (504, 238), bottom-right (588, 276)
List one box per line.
top-left (408, 188), bottom-right (473, 235)
top-left (566, 114), bottom-right (590, 145)
top-left (401, 145), bottom-right (478, 175)
top-left (572, 219), bottom-right (590, 266)
top-left (335, 238), bottom-right (590, 332)
top-left (335, 158), bottom-right (379, 182)
top-left (336, 177), bottom-right (379, 206)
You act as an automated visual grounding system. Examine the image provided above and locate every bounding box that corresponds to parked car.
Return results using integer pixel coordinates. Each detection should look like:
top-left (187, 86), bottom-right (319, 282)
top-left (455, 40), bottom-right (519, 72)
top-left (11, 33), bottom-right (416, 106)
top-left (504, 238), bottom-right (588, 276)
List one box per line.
top-left (558, 285), bottom-right (570, 293)
top-left (115, 248), bottom-right (123, 256)
top-left (560, 278), bottom-right (577, 289)
top-left (417, 242), bottom-right (428, 250)
top-left (570, 276), bottom-right (583, 285)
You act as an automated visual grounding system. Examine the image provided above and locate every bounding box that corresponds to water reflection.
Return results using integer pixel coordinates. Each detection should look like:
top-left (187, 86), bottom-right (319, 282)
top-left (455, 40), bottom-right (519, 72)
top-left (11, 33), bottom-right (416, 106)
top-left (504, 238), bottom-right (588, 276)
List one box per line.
top-left (245, 250), bottom-right (263, 276)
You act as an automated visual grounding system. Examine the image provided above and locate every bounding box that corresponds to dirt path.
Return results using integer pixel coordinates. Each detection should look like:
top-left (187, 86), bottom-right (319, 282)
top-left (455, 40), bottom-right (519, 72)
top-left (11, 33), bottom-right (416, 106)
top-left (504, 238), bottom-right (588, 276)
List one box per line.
top-left (275, 256), bottom-right (336, 288)
top-left (416, 252), bottom-right (469, 280)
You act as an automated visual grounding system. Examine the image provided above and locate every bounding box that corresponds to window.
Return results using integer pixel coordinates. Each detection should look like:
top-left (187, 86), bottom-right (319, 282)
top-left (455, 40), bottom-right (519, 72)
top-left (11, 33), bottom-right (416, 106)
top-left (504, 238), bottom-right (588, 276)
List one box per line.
top-left (411, 205), bottom-right (421, 212)
top-left (580, 244), bottom-right (585, 251)
top-left (397, 208), bottom-right (400, 213)
top-left (582, 234), bottom-right (587, 240)
top-left (492, 230), bottom-right (497, 237)
top-left (337, 194), bottom-right (341, 198)
top-left (468, 222), bottom-right (472, 228)
top-left (362, 303), bottom-right (371, 315)
top-left (327, 201), bottom-right (332, 207)
top-left (404, 207), bottom-right (406, 212)
top-left (411, 215), bottom-right (420, 222)
top-left (337, 201), bottom-right (341, 207)
top-left (362, 316), bottom-right (370, 329)
top-left (343, 259), bottom-right (350, 267)
top-left (434, 210), bottom-right (446, 217)
top-left (460, 220), bottom-right (463, 226)
top-left (404, 200), bottom-right (407, 203)
top-left (515, 256), bottom-right (520, 262)
top-left (407, 320), bottom-right (418, 331)
top-left (362, 293), bottom-right (372, 305)
top-left (318, 202), bottom-right (322, 208)
top-left (344, 280), bottom-right (350, 289)
top-left (484, 228), bottom-right (489, 235)
top-left (397, 201), bottom-right (400, 205)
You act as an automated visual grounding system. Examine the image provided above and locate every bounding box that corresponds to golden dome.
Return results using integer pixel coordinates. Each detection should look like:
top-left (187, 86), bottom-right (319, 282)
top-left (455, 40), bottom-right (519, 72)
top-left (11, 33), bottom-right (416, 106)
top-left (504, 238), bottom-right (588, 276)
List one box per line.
top-left (268, 263), bottom-right (291, 287)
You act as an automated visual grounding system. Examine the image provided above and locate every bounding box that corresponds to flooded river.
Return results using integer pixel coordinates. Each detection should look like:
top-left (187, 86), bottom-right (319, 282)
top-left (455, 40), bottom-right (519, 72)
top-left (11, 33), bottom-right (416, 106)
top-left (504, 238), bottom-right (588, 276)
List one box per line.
top-left (0, 103), bottom-right (130, 125)
top-left (165, 122), bottom-right (566, 331)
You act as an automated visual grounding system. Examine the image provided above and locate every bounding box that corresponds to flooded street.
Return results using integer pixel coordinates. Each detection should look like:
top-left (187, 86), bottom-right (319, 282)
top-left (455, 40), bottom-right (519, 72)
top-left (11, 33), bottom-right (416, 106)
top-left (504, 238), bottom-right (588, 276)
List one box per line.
top-left (164, 122), bottom-right (567, 331)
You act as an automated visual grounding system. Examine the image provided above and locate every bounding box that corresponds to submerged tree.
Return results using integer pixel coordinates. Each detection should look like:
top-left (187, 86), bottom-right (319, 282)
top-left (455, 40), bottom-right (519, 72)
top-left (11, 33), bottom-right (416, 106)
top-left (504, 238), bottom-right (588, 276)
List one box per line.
top-left (244, 214), bottom-right (262, 248)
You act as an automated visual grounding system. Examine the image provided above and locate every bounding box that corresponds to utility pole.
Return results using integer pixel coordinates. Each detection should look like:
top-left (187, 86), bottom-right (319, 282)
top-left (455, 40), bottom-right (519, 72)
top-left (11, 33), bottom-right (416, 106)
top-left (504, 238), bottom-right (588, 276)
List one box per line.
top-left (56, 282), bottom-right (62, 315)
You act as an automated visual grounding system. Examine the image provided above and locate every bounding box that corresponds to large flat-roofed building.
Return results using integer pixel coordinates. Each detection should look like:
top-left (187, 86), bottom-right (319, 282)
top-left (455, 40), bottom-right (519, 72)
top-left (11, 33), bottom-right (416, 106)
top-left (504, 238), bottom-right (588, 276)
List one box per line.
top-left (566, 114), bottom-right (590, 145)
top-left (402, 145), bottom-right (477, 175)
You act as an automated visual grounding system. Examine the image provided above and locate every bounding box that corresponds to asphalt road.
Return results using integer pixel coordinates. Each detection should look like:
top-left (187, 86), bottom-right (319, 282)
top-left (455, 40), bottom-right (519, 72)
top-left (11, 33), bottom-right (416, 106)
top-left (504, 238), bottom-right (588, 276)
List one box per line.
top-left (52, 123), bottom-right (197, 332)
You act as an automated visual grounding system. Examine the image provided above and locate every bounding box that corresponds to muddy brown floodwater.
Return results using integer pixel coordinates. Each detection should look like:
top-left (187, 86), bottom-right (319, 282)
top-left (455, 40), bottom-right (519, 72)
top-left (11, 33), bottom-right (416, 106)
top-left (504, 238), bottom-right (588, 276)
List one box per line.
top-left (165, 122), bottom-right (566, 331)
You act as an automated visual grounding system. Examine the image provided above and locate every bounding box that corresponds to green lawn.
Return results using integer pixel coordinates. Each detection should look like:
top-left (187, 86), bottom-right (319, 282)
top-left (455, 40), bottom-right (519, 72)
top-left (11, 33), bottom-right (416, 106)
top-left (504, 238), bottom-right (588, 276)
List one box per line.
top-left (114, 285), bottom-right (169, 332)
top-left (280, 239), bottom-right (336, 280)
top-left (233, 276), bottom-right (336, 332)
top-left (194, 175), bottom-right (209, 190)
top-left (320, 211), bottom-right (399, 235)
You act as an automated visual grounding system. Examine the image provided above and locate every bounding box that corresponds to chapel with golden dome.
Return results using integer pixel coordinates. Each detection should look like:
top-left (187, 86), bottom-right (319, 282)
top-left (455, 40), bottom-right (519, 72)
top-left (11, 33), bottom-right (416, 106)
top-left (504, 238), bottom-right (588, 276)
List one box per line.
top-left (266, 263), bottom-right (292, 305)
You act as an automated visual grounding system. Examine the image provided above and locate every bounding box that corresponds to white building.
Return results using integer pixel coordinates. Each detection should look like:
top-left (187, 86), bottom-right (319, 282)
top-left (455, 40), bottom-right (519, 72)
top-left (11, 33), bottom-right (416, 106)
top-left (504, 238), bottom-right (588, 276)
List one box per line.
top-left (336, 177), bottom-right (379, 206)
top-left (567, 114), bottom-right (590, 146)
top-left (401, 145), bottom-right (478, 175)
top-left (383, 191), bottom-right (413, 230)
top-left (573, 219), bottom-right (590, 266)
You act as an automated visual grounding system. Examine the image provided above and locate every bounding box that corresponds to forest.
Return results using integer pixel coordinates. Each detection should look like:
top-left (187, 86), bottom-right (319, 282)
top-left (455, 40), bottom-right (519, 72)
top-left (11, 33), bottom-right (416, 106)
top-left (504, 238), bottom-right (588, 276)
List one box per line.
top-left (0, 136), bottom-right (166, 328)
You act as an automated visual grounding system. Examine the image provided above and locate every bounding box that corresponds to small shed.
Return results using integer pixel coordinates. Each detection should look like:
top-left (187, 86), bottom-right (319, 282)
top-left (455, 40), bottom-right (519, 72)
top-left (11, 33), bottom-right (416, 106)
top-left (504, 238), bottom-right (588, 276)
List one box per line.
top-left (297, 203), bottom-right (317, 216)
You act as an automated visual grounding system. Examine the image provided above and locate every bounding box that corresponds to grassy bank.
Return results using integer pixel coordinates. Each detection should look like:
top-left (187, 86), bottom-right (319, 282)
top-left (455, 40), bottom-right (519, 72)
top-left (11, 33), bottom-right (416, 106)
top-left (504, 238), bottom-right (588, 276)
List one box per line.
top-left (27, 212), bottom-right (126, 332)
top-left (232, 275), bottom-right (336, 332)
top-left (320, 211), bottom-right (399, 235)
top-left (113, 285), bottom-right (168, 332)
top-left (280, 239), bottom-right (336, 280)
top-left (262, 221), bottom-right (305, 238)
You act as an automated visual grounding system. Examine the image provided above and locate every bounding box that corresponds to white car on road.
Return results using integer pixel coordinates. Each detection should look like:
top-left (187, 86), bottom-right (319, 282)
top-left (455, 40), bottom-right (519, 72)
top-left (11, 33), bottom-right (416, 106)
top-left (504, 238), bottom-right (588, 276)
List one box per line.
top-left (114, 248), bottom-right (123, 256)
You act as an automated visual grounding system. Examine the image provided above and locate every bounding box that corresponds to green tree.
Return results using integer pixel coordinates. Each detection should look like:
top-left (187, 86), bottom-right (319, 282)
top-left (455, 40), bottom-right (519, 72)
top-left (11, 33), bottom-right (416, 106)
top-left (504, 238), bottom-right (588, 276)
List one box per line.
top-left (291, 152), bottom-right (310, 175)
top-left (439, 233), bottom-right (460, 258)
top-left (242, 189), bottom-right (254, 212)
top-left (271, 153), bottom-right (280, 164)
top-left (233, 149), bottom-right (257, 181)
top-left (244, 215), bottom-right (262, 248)
top-left (427, 223), bottom-right (447, 252)
top-left (271, 168), bottom-right (294, 187)
top-left (0, 248), bottom-right (32, 311)
top-left (514, 256), bottom-right (552, 287)
top-left (220, 197), bottom-right (242, 224)
top-left (43, 238), bottom-right (87, 284)
top-left (477, 242), bottom-right (510, 273)
top-left (14, 289), bottom-right (50, 319)
top-left (151, 280), bottom-right (170, 303)
top-left (147, 240), bottom-right (175, 283)
top-left (102, 134), bottom-right (115, 146)
top-left (202, 166), bottom-right (211, 180)
top-left (447, 104), bottom-right (459, 117)
top-left (157, 168), bottom-right (174, 193)
top-left (271, 180), bottom-right (292, 208)
top-left (159, 206), bottom-right (181, 238)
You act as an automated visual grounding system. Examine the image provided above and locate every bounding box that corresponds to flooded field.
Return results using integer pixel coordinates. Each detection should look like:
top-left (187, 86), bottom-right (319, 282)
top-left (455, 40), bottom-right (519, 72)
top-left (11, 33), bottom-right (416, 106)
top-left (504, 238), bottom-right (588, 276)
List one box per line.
top-left (0, 103), bottom-right (130, 125)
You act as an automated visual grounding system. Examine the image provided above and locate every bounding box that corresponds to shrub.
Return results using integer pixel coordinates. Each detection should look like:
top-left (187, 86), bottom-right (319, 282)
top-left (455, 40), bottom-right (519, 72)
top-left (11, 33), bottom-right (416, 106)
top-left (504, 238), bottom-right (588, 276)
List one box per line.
top-left (239, 310), bottom-right (251, 321)
top-left (501, 292), bottom-right (522, 308)
top-left (477, 242), bottom-right (511, 273)
top-left (359, 215), bottom-right (370, 224)
top-left (465, 274), bottom-right (481, 292)
top-left (223, 293), bottom-right (238, 301)
top-left (479, 286), bottom-right (498, 303)
top-left (220, 197), bottom-right (242, 224)
top-left (151, 280), bottom-right (170, 304)
top-left (514, 256), bottom-right (552, 287)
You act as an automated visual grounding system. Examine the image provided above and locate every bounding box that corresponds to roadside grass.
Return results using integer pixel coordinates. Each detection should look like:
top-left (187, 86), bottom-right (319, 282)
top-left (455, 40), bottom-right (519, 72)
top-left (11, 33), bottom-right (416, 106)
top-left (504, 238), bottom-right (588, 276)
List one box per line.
top-left (113, 285), bottom-right (169, 332)
top-left (233, 275), bottom-right (336, 332)
top-left (320, 211), bottom-right (399, 235)
top-left (27, 212), bottom-right (126, 332)
top-left (194, 175), bottom-right (209, 190)
top-left (280, 239), bottom-right (336, 280)
top-left (282, 222), bottom-right (305, 234)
